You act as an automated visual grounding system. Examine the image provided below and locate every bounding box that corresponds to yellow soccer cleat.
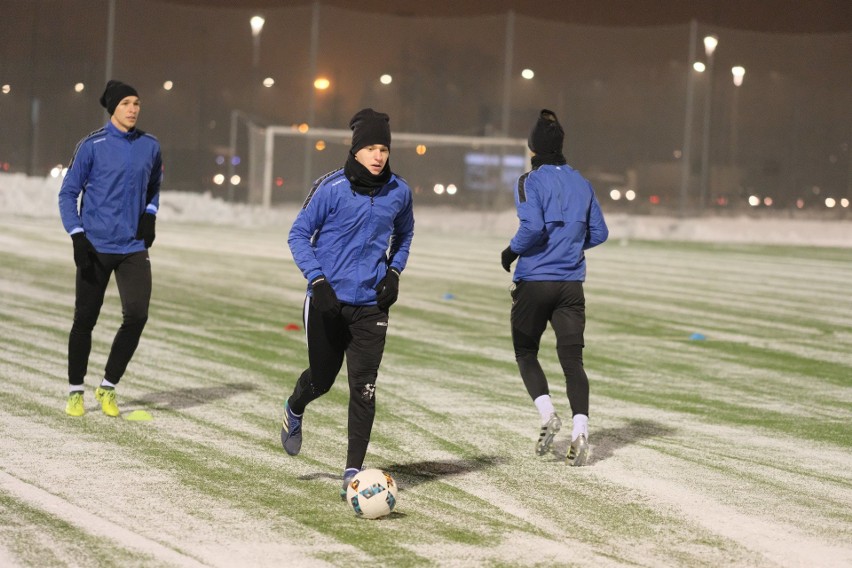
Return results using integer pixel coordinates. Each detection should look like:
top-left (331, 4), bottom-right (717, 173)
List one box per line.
top-left (65, 392), bottom-right (85, 417)
top-left (95, 387), bottom-right (120, 417)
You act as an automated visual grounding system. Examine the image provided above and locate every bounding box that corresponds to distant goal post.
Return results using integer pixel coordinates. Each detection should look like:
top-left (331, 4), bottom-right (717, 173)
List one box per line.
top-left (250, 126), bottom-right (530, 208)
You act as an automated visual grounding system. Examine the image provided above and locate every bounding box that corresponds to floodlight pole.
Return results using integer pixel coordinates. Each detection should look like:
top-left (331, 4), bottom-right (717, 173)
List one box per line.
top-left (679, 20), bottom-right (698, 218)
top-left (699, 34), bottom-right (718, 212)
top-left (105, 0), bottom-right (115, 83)
top-left (500, 10), bottom-right (515, 136)
top-left (303, 1), bottom-right (320, 190)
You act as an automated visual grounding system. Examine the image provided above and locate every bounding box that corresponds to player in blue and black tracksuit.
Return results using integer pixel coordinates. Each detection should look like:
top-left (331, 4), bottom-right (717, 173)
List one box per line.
top-left (58, 80), bottom-right (162, 418)
top-left (501, 109), bottom-right (608, 467)
top-left (280, 108), bottom-right (415, 497)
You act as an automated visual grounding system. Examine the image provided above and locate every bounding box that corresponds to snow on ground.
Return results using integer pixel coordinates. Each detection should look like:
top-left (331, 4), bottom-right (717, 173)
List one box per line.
top-left (2, 172), bottom-right (850, 247)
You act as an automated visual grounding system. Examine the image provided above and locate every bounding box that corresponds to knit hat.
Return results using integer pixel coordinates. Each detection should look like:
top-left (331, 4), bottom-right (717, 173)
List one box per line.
top-left (100, 80), bottom-right (138, 116)
top-left (528, 109), bottom-right (564, 155)
top-left (349, 108), bottom-right (391, 153)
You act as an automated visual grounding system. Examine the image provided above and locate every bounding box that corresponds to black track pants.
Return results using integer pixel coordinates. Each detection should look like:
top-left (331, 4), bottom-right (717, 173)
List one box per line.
top-left (510, 280), bottom-right (589, 417)
top-left (68, 250), bottom-right (151, 386)
top-left (289, 300), bottom-right (388, 470)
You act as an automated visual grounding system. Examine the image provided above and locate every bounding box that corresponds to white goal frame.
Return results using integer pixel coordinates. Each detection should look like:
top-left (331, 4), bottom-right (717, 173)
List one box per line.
top-left (256, 126), bottom-right (530, 208)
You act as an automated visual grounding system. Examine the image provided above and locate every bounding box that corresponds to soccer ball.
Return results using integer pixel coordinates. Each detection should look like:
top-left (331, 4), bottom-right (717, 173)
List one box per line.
top-left (345, 468), bottom-right (398, 519)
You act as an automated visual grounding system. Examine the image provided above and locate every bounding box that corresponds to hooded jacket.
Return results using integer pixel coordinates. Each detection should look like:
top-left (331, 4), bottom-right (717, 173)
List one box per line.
top-left (510, 163), bottom-right (608, 282)
top-left (288, 168), bottom-right (415, 305)
top-left (58, 121), bottom-right (162, 254)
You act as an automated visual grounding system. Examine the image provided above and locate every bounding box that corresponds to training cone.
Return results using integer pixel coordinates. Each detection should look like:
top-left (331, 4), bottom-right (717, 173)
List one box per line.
top-left (124, 410), bottom-right (153, 421)
top-left (689, 332), bottom-right (706, 341)
top-left (284, 323), bottom-right (301, 331)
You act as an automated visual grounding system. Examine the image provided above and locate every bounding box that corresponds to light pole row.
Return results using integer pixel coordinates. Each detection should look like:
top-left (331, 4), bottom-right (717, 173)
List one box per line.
top-left (694, 32), bottom-right (746, 212)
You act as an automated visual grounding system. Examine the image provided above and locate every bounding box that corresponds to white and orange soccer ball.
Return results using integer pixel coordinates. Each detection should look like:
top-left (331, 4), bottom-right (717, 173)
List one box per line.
top-left (344, 468), bottom-right (398, 519)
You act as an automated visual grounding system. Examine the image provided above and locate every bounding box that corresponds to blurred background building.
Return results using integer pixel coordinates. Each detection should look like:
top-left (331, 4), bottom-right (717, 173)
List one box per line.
top-left (1, 0), bottom-right (850, 216)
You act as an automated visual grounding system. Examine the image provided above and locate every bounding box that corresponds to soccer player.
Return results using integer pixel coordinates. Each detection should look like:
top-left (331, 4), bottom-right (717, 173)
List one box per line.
top-left (281, 108), bottom-right (415, 497)
top-left (58, 80), bottom-right (162, 417)
top-left (501, 109), bottom-right (608, 466)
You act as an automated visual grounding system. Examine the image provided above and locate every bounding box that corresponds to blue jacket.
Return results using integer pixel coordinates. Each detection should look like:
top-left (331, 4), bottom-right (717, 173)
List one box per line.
top-left (288, 168), bottom-right (415, 305)
top-left (510, 163), bottom-right (608, 282)
top-left (58, 121), bottom-right (162, 254)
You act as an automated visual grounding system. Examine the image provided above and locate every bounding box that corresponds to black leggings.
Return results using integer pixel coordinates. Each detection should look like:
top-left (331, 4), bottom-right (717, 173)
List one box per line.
top-left (289, 300), bottom-right (388, 471)
top-left (511, 280), bottom-right (589, 417)
top-left (68, 250), bottom-right (151, 386)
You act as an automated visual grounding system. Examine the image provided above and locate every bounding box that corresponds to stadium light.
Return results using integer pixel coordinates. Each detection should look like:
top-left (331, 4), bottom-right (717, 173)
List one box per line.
top-left (250, 16), bottom-right (265, 68)
top-left (699, 34), bottom-right (718, 211)
top-left (731, 66), bottom-right (745, 87)
top-left (74, 83), bottom-right (85, 93)
top-left (380, 74), bottom-right (392, 85)
top-left (703, 35), bottom-right (718, 57)
top-left (730, 66), bottom-right (745, 173)
top-left (521, 68), bottom-right (534, 79)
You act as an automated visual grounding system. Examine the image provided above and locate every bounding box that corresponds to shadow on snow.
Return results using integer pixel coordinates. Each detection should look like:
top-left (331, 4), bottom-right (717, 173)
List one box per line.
top-left (299, 455), bottom-right (505, 491)
top-left (125, 382), bottom-right (256, 410)
top-left (551, 418), bottom-right (676, 464)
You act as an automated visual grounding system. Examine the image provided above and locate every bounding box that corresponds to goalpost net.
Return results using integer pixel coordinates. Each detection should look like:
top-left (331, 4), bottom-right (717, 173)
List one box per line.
top-left (247, 125), bottom-right (530, 210)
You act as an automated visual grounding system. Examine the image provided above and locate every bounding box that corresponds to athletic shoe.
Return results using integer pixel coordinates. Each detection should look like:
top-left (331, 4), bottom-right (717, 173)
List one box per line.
top-left (535, 413), bottom-right (562, 456)
top-left (65, 392), bottom-right (85, 417)
top-left (95, 387), bottom-right (120, 417)
top-left (339, 467), bottom-right (360, 501)
top-left (566, 433), bottom-right (590, 467)
top-left (280, 399), bottom-right (302, 456)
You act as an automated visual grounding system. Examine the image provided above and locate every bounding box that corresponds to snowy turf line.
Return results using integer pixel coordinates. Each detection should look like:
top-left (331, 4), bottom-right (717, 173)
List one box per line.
top-left (0, 216), bottom-right (850, 567)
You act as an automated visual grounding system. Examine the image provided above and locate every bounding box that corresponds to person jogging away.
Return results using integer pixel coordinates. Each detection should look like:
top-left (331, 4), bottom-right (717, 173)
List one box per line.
top-left (58, 80), bottom-right (162, 418)
top-left (281, 108), bottom-right (415, 498)
top-left (501, 109), bottom-right (608, 466)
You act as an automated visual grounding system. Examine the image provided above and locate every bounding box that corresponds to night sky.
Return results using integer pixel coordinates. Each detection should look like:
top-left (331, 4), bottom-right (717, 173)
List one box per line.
top-left (1, 0), bottom-right (850, 210)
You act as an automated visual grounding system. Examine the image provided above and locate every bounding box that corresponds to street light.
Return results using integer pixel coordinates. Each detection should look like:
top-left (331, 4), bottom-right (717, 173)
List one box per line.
top-left (730, 66), bottom-right (745, 177)
top-left (227, 15), bottom-right (265, 202)
top-left (250, 16), bottom-right (265, 69)
top-left (731, 65), bottom-right (745, 86)
top-left (699, 34), bottom-right (718, 210)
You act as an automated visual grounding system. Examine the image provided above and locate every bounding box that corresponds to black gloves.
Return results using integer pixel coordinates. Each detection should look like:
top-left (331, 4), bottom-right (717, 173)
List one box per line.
top-left (136, 212), bottom-right (156, 248)
top-left (375, 268), bottom-right (400, 310)
top-left (310, 275), bottom-right (340, 316)
top-left (71, 232), bottom-right (96, 270)
top-left (501, 246), bottom-right (519, 272)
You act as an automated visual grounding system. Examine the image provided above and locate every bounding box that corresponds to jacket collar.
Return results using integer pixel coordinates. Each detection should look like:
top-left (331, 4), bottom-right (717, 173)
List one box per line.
top-left (105, 120), bottom-right (140, 140)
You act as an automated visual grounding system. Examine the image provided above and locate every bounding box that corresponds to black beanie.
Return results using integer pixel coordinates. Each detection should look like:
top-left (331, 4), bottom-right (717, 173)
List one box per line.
top-left (100, 80), bottom-right (138, 116)
top-left (528, 109), bottom-right (564, 155)
top-left (349, 108), bottom-right (391, 153)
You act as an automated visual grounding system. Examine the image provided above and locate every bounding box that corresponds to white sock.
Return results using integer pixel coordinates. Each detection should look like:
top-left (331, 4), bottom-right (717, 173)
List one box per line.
top-left (100, 378), bottom-right (116, 389)
top-left (572, 414), bottom-right (589, 440)
top-left (69, 386), bottom-right (84, 394)
top-left (533, 395), bottom-right (556, 424)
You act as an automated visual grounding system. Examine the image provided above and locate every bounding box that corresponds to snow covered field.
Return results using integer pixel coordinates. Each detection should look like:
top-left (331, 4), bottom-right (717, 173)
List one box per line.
top-left (1, 172), bottom-right (851, 567)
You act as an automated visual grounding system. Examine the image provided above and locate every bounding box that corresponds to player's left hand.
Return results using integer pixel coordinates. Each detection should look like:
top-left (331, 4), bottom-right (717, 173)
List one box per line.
top-left (501, 246), bottom-right (519, 272)
top-left (136, 212), bottom-right (156, 248)
top-left (375, 268), bottom-right (400, 310)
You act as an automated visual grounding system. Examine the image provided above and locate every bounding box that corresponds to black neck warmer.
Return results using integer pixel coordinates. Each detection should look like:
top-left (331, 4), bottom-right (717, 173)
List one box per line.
top-left (344, 152), bottom-right (392, 195)
top-left (531, 152), bottom-right (567, 169)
